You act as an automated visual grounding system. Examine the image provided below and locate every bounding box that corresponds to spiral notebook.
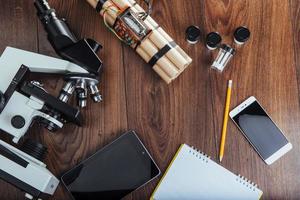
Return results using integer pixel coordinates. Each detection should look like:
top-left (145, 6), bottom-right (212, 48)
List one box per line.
top-left (151, 144), bottom-right (263, 200)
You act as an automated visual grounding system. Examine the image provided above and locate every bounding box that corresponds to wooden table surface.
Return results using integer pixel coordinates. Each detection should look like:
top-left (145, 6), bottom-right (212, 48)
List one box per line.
top-left (1, 0), bottom-right (300, 199)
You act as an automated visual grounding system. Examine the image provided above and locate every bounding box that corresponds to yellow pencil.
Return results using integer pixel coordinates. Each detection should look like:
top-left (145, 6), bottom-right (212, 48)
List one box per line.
top-left (219, 80), bottom-right (233, 162)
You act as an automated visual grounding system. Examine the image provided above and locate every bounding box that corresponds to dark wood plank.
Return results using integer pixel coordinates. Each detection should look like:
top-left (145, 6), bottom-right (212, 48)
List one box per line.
top-left (0, 1), bottom-right (38, 199)
top-left (287, 0), bottom-right (300, 198)
top-left (205, 0), bottom-right (300, 199)
top-left (123, 1), bottom-right (216, 199)
top-left (124, 0), bottom-right (300, 199)
top-left (0, 1), bottom-right (38, 52)
top-left (290, 0), bottom-right (300, 92)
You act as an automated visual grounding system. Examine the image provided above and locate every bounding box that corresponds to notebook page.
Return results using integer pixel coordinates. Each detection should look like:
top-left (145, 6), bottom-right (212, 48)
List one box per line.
top-left (152, 144), bottom-right (262, 200)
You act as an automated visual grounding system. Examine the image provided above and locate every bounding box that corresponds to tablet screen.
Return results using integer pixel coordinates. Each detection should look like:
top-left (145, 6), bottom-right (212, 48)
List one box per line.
top-left (61, 131), bottom-right (160, 200)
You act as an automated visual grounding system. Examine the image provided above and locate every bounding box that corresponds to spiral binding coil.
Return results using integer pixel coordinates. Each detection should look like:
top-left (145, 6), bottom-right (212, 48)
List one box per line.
top-left (188, 145), bottom-right (259, 193)
top-left (189, 146), bottom-right (210, 163)
top-left (236, 174), bottom-right (259, 192)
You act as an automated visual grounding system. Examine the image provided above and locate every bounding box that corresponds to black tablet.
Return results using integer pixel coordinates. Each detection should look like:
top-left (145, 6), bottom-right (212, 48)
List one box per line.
top-left (61, 131), bottom-right (160, 200)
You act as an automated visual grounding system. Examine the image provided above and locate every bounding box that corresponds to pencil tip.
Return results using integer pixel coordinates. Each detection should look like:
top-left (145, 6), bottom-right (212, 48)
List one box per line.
top-left (219, 156), bottom-right (223, 162)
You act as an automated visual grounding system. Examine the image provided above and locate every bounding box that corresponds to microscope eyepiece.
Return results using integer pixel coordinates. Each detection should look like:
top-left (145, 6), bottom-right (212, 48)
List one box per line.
top-left (34, 0), bottom-right (57, 24)
top-left (34, 0), bottom-right (103, 75)
top-left (34, 0), bottom-right (51, 14)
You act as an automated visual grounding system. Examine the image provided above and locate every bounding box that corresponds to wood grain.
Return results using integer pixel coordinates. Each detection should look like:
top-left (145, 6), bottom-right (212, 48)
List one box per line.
top-left (0, 1), bottom-right (38, 200)
top-left (0, 0), bottom-right (300, 199)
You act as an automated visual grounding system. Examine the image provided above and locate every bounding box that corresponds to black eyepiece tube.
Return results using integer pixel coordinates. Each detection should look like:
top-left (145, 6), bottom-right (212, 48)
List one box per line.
top-left (33, 0), bottom-right (103, 75)
top-left (34, 0), bottom-right (51, 14)
top-left (34, 0), bottom-right (77, 50)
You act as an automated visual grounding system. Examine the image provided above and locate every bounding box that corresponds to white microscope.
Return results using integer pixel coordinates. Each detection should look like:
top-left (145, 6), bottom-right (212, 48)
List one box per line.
top-left (0, 47), bottom-right (99, 199)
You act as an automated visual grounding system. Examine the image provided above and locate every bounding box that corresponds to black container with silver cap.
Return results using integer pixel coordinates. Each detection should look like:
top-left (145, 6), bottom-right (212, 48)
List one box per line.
top-left (206, 32), bottom-right (222, 50)
top-left (211, 44), bottom-right (235, 72)
top-left (234, 26), bottom-right (250, 45)
top-left (186, 25), bottom-right (201, 44)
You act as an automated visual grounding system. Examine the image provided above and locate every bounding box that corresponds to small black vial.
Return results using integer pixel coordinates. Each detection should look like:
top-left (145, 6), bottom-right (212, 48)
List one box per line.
top-left (206, 32), bottom-right (222, 50)
top-left (234, 26), bottom-right (250, 45)
top-left (186, 26), bottom-right (201, 44)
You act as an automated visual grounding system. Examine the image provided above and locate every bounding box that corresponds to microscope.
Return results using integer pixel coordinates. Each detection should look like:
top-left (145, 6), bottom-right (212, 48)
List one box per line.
top-left (0, 46), bottom-right (99, 199)
top-left (34, 0), bottom-right (104, 107)
top-left (0, 1), bottom-right (105, 199)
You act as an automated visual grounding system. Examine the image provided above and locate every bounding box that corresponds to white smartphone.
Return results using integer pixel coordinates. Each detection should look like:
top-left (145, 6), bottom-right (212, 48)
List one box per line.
top-left (229, 96), bottom-right (292, 165)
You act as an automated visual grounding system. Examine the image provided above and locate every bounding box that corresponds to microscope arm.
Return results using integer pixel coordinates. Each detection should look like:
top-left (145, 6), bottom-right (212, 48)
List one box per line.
top-left (1, 47), bottom-right (88, 73)
top-left (0, 47), bottom-right (88, 93)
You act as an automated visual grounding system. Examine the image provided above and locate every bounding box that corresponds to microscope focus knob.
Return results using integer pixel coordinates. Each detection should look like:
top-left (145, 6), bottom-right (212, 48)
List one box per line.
top-left (11, 115), bottom-right (26, 129)
top-left (21, 139), bottom-right (47, 162)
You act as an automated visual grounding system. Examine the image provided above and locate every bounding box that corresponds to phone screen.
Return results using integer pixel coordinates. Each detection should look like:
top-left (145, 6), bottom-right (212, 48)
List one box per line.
top-left (232, 101), bottom-right (289, 160)
top-left (61, 131), bottom-right (160, 200)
